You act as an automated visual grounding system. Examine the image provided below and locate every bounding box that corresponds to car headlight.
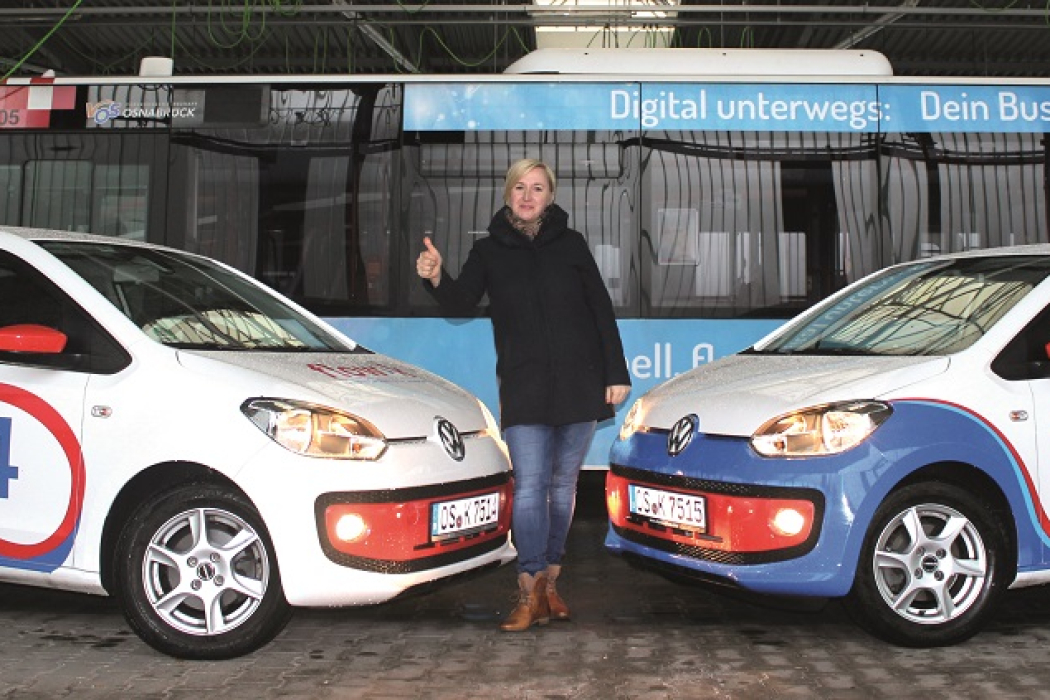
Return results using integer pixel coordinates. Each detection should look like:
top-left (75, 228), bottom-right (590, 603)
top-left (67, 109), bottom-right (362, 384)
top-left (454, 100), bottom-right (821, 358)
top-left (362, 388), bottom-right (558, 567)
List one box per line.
top-left (619, 399), bottom-right (644, 441)
top-left (241, 398), bottom-right (387, 460)
top-left (751, 400), bottom-right (892, 457)
top-left (477, 398), bottom-right (501, 437)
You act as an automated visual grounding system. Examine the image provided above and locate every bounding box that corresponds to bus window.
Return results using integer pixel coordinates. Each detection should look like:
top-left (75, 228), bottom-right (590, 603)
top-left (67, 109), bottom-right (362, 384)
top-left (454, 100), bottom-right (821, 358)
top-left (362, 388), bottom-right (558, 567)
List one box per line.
top-left (0, 129), bottom-right (166, 241)
top-left (169, 83), bottom-right (401, 314)
top-left (25, 160), bottom-right (92, 232)
top-left (191, 150), bottom-right (259, 276)
top-left (881, 131), bottom-right (1048, 264)
top-left (23, 160), bottom-right (152, 240)
top-left (0, 165), bottom-right (19, 225)
top-left (642, 130), bottom-right (878, 317)
top-left (403, 127), bottom-right (639, 315)
top-left (92, 164), bottom-right (149, 240)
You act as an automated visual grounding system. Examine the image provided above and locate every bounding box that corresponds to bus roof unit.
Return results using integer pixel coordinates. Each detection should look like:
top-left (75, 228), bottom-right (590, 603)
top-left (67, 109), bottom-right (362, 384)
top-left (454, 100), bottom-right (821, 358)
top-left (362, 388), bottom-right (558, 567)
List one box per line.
top-left (504, 48), bottom-right (894, 77)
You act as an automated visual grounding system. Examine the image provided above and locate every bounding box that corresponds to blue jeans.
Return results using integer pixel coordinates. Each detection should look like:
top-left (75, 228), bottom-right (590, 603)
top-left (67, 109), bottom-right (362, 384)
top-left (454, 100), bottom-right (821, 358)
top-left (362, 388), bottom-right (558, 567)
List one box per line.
top-left (503, 421), bottom-right (597, 576)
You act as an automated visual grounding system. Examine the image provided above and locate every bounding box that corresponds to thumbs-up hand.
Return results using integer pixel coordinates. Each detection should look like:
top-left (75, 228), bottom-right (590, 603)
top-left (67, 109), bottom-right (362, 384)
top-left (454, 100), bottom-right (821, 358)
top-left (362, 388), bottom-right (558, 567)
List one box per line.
top-left (416, 236), bottom-right (443, 284)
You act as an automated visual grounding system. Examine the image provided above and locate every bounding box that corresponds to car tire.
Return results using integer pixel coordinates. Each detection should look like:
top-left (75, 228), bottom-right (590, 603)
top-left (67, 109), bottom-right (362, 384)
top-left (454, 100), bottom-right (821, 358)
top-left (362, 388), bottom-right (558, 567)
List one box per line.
top-left (844, 481), bottom-right (1010, 647)
top-left (114, 483), bottom-right (292, 659)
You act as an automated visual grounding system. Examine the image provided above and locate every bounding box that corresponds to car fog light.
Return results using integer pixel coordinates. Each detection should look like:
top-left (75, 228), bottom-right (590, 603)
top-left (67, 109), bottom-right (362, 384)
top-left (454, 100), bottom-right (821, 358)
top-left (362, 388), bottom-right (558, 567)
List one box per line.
top-left (606, 484), bottom-right (622, 519)
top-left (771, 508), bottom-right (807, 537)
top-left (334, 513), bottom-right (368, 542)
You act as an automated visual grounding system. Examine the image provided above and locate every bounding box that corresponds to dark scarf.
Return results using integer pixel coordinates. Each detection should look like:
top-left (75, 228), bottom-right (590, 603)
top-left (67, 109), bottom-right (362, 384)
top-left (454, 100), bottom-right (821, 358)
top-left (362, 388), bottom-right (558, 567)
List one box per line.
top-left (505, 207), bottom-right (546, 240)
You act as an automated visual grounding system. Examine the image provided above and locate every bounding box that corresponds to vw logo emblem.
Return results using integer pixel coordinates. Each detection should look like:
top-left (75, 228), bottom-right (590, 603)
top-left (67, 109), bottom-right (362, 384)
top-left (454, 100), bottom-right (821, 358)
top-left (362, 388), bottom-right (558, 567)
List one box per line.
top-left (667, 415), bottom-right (696, 457)
top-left (436, 417), bottom-right (465, 461)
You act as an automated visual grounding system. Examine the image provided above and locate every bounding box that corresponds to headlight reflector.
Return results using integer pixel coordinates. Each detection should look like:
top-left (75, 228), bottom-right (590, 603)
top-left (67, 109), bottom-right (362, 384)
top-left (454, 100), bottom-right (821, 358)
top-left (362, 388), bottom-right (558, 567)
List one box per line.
top-left (751, 401), bottom-right (891, 457)
top-left (242, 398), bottom-right (387, 460)
top-left (477, 398), bottom-right (501, 438)
top-left (619, 399), bottom-right (644, 441)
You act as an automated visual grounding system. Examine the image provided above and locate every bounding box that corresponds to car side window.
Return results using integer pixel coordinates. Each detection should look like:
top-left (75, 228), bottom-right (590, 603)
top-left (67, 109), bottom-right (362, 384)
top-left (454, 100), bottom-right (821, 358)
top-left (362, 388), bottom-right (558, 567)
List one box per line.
top-left (0, 251), bottom-right (130, 374)
top-left (991, 304), bottom-right (1050, 381)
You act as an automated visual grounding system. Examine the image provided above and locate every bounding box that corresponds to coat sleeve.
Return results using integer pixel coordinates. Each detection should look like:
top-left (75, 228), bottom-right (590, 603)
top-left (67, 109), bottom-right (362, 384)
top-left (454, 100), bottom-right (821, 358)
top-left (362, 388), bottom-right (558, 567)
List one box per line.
top-left (571, 231), bottom-right (632, 387)
top-left (423, 241), bottom-right (489, 314)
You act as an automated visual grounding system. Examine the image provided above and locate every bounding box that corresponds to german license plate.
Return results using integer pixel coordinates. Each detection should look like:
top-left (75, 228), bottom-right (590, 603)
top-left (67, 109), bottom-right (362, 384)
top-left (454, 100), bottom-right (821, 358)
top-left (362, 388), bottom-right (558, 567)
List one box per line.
top-left (430, 492), bottom-right (500, 540)
top-left (628, 484), bottom-right (706, 531)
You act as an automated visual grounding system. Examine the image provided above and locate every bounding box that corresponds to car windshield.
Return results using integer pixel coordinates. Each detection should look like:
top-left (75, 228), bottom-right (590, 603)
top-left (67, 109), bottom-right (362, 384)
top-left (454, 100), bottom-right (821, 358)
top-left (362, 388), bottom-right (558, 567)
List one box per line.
top-left (756, 256), bottom-right (1050, 356)
top-left (40, 240), bottom-right (356, 352)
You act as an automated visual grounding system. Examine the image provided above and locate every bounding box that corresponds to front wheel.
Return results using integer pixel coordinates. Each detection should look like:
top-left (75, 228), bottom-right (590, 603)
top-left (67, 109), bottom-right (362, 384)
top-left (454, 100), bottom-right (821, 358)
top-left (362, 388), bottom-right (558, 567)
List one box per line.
top-left (114, 483), bottom-right (292, 659)
top-left (844, 481), bottom-right (1010, 647)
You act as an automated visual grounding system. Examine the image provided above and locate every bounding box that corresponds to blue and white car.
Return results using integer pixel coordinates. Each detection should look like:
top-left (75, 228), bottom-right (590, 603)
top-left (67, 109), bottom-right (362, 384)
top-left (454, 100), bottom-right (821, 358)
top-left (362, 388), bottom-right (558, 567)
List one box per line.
top-left (0, 227), bottom-right (514, 659)
top-left (606, 246), bottom-right (1050, 646)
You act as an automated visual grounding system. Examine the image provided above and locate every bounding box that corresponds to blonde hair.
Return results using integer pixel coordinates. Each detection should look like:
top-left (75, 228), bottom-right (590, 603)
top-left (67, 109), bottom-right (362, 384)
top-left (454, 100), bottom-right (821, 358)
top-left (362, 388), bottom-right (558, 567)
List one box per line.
top-left (503, 159), bottom-right (556, 205)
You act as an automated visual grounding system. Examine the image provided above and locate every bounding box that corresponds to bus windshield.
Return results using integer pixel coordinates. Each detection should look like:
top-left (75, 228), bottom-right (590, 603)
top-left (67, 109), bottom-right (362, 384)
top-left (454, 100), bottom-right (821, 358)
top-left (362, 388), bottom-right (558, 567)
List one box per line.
top-left (755, 256), bottom-right (1050, 356)
top-left (41, 241), bottom-right (356, 352)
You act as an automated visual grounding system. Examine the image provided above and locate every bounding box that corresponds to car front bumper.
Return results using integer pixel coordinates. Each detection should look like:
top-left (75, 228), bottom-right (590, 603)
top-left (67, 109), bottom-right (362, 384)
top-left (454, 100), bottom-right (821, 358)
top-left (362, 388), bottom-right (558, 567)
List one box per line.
top-left (240, 433), bottom-right (517, 607)
top-left (603, 428), bottom-right (888, 598)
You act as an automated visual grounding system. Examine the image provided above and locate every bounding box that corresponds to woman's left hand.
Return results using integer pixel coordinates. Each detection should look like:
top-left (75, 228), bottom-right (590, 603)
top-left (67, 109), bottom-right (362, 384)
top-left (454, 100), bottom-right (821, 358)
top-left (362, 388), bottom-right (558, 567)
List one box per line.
top-left (605, 384), bottom-right (631, 406)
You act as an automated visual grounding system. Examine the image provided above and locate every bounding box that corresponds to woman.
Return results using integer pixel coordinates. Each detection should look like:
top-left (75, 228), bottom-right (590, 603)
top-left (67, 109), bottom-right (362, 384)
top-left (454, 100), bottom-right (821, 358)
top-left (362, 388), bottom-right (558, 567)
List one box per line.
top-left (416, 158), bottom-right (631, 631)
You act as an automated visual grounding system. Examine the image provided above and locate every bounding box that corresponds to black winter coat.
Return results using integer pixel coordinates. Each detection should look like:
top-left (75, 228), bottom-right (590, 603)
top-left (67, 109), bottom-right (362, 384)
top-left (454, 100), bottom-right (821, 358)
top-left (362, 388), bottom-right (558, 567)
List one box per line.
top-left (425, 203), bottom-right (631, 429)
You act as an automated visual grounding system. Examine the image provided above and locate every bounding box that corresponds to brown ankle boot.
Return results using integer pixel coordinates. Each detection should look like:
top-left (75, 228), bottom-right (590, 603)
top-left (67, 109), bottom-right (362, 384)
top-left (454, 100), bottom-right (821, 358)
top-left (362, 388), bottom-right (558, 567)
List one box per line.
top-left (500, 572), bottom-right (550, 631)
top-left (545, 565), bottom-right (570, 621)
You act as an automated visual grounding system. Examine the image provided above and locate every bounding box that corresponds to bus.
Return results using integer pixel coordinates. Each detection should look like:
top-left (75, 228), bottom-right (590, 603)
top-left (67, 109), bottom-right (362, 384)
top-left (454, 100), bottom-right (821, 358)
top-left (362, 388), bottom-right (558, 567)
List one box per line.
top-left (0, 48), bottom-right (1047, 466)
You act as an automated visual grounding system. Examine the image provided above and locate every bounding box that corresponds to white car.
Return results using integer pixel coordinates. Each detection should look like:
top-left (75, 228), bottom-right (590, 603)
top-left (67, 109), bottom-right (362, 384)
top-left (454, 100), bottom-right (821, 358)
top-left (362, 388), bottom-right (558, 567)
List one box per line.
top-left (0, 227), bottom-right (514, 659)
top-left (607, 246), bottom-right (1050, 646)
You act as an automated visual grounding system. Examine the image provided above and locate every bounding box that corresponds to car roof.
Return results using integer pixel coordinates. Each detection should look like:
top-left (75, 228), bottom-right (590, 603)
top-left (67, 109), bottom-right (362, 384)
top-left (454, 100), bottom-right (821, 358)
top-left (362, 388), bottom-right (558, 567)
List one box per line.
top-left (932, 243), bottom-right (1050, 260)
top-left (5, 223), bottom-right (1050, 267)
top-left (0, 225), bottom-right (179, 253)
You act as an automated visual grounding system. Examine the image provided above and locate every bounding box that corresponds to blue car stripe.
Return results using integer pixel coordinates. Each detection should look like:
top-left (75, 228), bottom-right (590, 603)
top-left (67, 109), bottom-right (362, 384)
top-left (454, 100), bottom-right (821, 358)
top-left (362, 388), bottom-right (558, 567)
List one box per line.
top-left (898, 397), bottom-right (1050, 548)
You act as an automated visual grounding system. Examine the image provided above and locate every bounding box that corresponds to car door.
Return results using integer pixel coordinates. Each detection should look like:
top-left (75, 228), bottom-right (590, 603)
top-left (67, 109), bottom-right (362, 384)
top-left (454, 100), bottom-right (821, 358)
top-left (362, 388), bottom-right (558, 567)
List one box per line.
top-left (0, 249), bottom-right (127, 574)
top-left (991, 302), bottom-right (1050, 559)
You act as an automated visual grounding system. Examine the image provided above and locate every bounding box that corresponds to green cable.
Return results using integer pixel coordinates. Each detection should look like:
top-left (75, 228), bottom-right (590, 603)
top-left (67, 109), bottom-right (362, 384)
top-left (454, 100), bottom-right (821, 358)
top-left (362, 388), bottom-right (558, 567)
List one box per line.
top-left (2, 0), bottom-right (84, 81)
top-left (206, 0), bottom-right (267, 51)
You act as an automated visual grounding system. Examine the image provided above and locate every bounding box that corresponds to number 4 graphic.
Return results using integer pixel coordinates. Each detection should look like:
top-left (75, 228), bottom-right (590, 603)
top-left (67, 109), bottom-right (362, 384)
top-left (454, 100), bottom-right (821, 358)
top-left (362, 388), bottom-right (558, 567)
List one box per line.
top-left (0, 417), bottom-right (19, 498)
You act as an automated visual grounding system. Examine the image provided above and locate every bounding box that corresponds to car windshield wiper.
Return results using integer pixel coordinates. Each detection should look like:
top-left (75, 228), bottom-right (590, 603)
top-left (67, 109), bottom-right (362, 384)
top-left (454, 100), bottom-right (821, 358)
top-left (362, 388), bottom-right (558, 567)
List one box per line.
top-left (233, 346), bottom-right (367, 353)
top-left (171, 343), bottom-right (371, 353)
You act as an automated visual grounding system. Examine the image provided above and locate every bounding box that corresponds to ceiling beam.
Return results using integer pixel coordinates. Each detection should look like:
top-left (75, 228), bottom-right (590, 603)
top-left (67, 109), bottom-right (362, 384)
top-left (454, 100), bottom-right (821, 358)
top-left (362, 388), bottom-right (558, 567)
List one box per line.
top-left (1, 4), bottom-right (1049, 22)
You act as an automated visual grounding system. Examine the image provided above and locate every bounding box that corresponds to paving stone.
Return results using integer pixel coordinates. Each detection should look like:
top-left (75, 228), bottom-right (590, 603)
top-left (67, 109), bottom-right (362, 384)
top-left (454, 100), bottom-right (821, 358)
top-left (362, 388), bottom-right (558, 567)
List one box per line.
top-left (3, 501), bottom-right (1050, 699)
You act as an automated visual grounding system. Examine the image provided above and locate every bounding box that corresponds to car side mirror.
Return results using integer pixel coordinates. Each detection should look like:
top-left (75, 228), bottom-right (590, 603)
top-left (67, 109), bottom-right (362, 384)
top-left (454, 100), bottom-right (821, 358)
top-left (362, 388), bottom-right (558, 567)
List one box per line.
top-left (0, 324), bottom-right (68, 353)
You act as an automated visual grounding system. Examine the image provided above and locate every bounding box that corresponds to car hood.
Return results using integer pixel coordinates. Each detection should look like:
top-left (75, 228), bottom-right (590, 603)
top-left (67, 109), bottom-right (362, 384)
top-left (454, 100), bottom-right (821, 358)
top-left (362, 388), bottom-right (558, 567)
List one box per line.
top-left (176, 350), bottom-right (486, 439)
top-left (640, 353), bottom-right (950, 437)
